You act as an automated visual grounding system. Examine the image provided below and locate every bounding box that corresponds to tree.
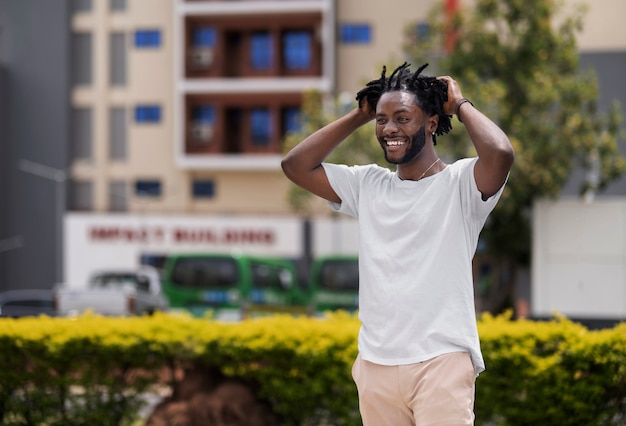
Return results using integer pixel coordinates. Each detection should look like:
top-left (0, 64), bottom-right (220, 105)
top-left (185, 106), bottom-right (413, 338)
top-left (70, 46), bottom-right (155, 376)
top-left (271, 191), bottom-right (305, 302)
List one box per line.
top-left (283, 0), bottom-right (625, 314)
top-left (403, 0), bottom-right (625, 312)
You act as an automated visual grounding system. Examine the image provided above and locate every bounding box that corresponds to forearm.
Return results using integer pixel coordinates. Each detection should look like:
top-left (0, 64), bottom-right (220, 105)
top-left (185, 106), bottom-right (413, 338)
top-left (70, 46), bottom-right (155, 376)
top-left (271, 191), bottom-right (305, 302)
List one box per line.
top-left (457, 101), bottom-right (514, 168)
top-left (282, 108), bottom-right (372, 176)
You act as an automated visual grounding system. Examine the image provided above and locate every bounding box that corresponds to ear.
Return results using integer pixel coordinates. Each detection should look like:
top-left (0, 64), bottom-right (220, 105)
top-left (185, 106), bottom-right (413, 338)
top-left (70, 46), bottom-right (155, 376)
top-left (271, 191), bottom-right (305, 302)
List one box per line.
top-left (427, 114), bottom-right (439, 134)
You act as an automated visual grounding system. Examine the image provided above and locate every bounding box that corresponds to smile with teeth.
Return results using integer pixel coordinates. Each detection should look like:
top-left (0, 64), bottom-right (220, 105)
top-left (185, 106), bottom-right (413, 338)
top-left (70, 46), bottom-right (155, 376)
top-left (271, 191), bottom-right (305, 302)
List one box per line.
top-left (386, 139), bottom-right (406, 147)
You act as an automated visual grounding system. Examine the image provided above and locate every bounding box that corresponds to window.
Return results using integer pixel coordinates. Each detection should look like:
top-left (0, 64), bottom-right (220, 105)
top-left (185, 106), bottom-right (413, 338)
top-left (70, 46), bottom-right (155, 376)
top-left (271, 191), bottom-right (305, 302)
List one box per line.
top-left (71, 0), bottom-right (92, 13)
top-left (250, 108), bottom-right (271, 145)
top-left (171, 257), bottom-right (239, 289)
top-left (109, 107), bottom-right (127, 160)
top-left (282, 31), bottom-right (311, 70)
top-left (71, 107), bottom-right (92, 161)
top-left (282, 107), bottom-right (301, 135)
top-left (135, 105), bottom-right (161, 123)
top-left (134, 30), bottom-right (161, 48)
top-left (192, 180), bottom-right (215, 199)
top-left (71, 33), bottom-right (93, 86)
top-left (110, 32), bottom-right (126, 85)
top-left (192, 27), bottom-right (217, 47)
top-left (109, 181), bottom-right (127, 212)
top-left (70, 180), bottom-right (93, 211)
top-left (250, 32), bottom-right (273, 71)
top-left (135, 180), bottom-right (161, 197)
top-left (340, 23), bottom-right (372, 44)
top-left (110, 0), bottom-right (126, 11)
top-left (192, 105), bottom-right (215, 124)
top-left (415, 22), bottom-right (429, 41)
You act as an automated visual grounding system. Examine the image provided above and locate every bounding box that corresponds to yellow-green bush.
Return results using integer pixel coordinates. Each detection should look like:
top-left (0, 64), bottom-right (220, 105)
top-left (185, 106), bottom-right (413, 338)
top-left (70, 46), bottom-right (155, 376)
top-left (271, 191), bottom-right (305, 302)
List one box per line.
top-left (0, 312), bottom-right (624, 426)
top-left (477, 313), bottom-right (626, 426)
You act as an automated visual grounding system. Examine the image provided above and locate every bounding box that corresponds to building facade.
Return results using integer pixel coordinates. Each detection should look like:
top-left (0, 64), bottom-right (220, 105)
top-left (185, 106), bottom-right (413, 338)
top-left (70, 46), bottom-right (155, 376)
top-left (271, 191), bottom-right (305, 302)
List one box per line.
top-left (0, 0), bottom-right (625, 289)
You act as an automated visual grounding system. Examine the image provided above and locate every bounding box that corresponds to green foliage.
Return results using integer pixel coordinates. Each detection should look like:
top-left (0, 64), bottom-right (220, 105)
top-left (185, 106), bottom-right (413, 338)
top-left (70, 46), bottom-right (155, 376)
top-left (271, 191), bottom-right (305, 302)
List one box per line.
top-left (1, 313), bottom-right (625, 425)
top-left (403, 0), bottom-right (625, 265)
top-left (477, 313), bottom-right (626, 425)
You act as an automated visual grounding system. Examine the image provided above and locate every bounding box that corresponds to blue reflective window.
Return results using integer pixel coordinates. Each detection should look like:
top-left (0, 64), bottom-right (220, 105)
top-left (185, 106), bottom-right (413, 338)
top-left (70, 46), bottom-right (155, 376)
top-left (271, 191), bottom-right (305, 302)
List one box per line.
top-left (135, 180), bottom-right (161, 197)
top-left (282, 107), bottom-right (301, 134)
top-left (282, 31), bottom-right (311, 70)
top-left (416, 22), bottom-right (429, 40)
top-left (135, 105), bottom-right (161, 123)
top-left (192, 105), bottom-right (215, 123)
top-left (251, 32), bottom-right (273, 71)
top-left (340, 24), bottom-right (371, 44)
top-left (251, 108), bottom-right (272, 145)
top-left (192, 180), bottom-right (215, 198)
top-left (192, 27), bottom-right (216, 47)
top-left (134, 29), bottom-right (161, 48)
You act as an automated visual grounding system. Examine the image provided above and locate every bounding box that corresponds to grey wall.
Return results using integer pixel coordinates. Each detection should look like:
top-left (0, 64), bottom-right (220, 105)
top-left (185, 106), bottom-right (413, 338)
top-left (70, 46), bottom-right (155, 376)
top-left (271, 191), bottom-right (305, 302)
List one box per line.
top-left (0, 0), bottom-right (69, 290)
top-left (561, 51), bottom-right (626, 197)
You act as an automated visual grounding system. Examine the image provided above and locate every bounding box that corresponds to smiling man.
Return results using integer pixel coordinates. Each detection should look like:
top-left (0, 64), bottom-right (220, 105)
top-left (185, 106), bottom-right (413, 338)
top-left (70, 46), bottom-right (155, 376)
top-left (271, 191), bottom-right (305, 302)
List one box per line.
top-left (281, 63), bottom-right (514, 426)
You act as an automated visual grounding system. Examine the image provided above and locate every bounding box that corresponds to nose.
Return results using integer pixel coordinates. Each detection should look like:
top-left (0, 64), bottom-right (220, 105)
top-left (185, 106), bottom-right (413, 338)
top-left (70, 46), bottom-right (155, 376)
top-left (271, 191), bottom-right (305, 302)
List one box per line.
top-left (383, 120), bottom-right (398, 135)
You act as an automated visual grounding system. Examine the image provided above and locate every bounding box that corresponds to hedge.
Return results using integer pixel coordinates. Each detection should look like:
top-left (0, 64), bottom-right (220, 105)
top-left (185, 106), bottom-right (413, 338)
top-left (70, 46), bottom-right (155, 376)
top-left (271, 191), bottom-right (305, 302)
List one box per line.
top-left (0, 312), bottom-right (624, 425)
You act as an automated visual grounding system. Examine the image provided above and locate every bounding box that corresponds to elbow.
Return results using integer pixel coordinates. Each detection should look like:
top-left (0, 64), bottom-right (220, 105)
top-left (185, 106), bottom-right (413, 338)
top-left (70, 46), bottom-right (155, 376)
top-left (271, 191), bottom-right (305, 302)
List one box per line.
top-left (484, 138), bottom-right (515, 177)
top-left (281, 154), bottom-right (297, 182)
top-left (280, 154), bottom-right (298, 182)
top-left (497, 137), bottom-right (515, 171)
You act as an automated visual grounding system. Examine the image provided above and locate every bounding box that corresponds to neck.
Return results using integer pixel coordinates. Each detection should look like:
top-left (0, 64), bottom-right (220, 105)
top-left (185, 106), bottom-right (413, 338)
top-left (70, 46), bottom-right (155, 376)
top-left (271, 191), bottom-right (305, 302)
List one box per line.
top-left (397, 157), bottom-right (442, 181)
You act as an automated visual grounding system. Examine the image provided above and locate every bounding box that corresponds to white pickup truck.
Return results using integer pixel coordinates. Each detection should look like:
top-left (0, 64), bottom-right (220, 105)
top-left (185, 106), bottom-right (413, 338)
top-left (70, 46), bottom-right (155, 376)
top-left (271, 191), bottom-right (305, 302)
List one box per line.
top-left (55, 266), bottom-right (169, 316)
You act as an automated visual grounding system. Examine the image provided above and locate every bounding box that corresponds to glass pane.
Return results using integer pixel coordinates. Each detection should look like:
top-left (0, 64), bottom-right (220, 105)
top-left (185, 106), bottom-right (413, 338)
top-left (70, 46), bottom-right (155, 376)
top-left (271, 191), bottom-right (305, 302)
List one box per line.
top-left (192, 105), bottom-right (215, 123)
top-left (282, 107), bottom-right (301, 135)
top-left (135, 30), bottom-right (161, 48)
top-left (192, 27), bottom-right (217, 47)
top-left (71, 107), bottom-right (92, 160)
top-left (109, 181), bottom-right (127, 212)
top-left (110, 0), bottom-right (126, 11)
top-left (109, 107), bottom-right (127, 160)
top-left (70, 180), bottom-right (93, 211)
top-left (135, 105), bottom-right (161, 123)
top-left (110, 32), bottom-right (126, 85)
top-left (320, 260), bottom-right (359, 291)
top-left (283, 31), bottom-right (311, 70)
top-left (192, 181), bottom-right (215, 198)
top-left (250, 32), bottom-right (272, 71)
top-left (135, 180), bottom-right (161, 197)
top-left (250, 108), bottom-right (271, 145)
top-left (71, 0), bottom-right (92, 13)
top-left (171, 258), bottom-right (239, 289)
top-left (71, 33), bottom-right (92, 86)
top-left (340, 24), bottom-right (372, 44)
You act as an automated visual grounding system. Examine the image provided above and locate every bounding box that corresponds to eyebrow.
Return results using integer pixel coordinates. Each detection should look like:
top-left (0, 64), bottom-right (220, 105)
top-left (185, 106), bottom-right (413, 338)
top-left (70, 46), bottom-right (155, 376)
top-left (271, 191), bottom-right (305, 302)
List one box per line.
top-left (376, 108), bottom-right (412, 117)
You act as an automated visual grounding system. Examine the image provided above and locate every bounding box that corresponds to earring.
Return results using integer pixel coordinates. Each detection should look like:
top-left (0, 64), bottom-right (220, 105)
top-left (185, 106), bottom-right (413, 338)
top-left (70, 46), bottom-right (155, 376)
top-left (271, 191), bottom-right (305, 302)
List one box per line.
top-left (432, 132), bottom-right (437, 146)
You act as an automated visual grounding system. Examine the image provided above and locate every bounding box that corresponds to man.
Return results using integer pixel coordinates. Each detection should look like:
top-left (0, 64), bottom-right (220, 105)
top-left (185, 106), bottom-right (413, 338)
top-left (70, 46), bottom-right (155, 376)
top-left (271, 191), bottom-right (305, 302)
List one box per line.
top-left (281, 63), bottom-right (514, 425)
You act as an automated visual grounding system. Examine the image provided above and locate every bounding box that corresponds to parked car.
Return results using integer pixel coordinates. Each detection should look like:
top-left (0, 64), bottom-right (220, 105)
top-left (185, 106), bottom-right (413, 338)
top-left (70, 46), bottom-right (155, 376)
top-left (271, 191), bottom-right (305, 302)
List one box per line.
top-left (55, 265), bottom-right (169, 316)
top-left (0, 289), bottom-right (56, 318)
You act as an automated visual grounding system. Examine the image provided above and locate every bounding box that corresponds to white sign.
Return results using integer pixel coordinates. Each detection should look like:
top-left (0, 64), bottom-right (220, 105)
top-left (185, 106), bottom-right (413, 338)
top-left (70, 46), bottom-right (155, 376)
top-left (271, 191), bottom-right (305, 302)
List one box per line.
top-left (64, 213), bottom-right (359, 288)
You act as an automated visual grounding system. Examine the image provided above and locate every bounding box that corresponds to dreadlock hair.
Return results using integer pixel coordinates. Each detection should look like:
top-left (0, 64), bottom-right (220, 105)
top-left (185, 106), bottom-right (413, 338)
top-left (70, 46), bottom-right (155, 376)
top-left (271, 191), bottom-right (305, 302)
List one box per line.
top-left (355, 62), bottom-right (453, 142)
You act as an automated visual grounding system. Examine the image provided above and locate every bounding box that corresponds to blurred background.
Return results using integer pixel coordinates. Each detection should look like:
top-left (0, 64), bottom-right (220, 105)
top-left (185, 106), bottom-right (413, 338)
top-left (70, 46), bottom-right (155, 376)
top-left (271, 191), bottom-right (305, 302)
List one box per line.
top-left (0, 0), bottom-right (625, 325)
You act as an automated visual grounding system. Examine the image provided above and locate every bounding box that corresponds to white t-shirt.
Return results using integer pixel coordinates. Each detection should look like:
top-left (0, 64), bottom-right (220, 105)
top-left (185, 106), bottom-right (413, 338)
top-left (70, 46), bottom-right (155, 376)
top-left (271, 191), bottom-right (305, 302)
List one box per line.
top-left (322, 158), bottom-right (504, 374)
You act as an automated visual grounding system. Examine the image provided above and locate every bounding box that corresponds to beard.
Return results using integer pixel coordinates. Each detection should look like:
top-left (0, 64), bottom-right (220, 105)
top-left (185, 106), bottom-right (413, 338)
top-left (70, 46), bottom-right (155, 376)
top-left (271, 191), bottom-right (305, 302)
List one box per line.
top-left (382, 125), bottom-right (427, 165)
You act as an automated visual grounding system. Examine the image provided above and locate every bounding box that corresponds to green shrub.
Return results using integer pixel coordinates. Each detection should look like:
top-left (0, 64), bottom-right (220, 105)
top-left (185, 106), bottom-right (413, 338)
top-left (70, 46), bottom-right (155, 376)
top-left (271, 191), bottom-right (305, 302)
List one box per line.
top-left (0, 312), bottom-right (624, 425)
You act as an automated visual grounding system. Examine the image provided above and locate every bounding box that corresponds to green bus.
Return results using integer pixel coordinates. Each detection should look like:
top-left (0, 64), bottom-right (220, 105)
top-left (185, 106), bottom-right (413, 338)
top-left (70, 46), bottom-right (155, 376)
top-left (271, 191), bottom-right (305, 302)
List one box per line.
top-left (161, 252), bottom-right (310, 320)
top-left (308, 255), bottom-right (359, 315)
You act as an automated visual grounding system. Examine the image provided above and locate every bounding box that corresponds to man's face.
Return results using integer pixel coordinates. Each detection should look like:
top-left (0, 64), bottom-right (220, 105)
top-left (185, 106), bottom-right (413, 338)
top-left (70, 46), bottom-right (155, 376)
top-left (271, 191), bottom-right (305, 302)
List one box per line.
top-left (375, 91), bottom-right (428, 165)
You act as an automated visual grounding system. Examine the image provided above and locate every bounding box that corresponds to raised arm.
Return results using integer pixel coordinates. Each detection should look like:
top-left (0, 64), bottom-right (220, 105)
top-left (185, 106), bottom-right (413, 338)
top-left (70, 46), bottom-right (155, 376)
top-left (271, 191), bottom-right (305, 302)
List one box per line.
top-left (281, 106), bottom-right (373, 203)
top-left (439, 76), bottom-right (515, 200)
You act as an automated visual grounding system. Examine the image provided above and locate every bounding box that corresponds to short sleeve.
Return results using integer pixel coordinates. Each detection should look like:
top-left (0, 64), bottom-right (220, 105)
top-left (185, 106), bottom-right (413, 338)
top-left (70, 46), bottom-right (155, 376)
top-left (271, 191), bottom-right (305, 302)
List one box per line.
top-left (321, 163), bottom-right (361, 218)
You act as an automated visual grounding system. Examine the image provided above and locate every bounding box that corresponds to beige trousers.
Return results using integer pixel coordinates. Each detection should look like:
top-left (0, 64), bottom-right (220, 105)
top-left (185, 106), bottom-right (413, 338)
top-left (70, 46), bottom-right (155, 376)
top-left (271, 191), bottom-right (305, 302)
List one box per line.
top-left (351, 352), bottom-right (476, 426)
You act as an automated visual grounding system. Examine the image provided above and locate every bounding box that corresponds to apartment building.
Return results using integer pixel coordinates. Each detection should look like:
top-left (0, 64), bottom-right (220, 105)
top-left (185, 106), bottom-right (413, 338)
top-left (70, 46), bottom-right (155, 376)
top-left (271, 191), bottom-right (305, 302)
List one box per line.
top-left (1, 0), bottom-right (625, 289)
